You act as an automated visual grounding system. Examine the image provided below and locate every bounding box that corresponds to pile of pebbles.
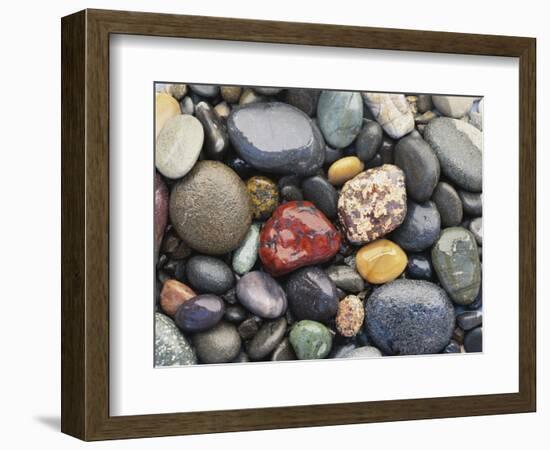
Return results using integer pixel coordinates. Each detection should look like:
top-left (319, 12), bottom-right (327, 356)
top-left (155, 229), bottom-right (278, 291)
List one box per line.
top-left (154, 83), bottom-right (483, 366)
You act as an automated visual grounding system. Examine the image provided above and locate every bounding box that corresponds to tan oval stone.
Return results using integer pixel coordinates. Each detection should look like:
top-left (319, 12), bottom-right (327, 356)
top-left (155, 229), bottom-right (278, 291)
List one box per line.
top-left (338, 164), bottom-right (407, 244)
top-left (160, 279), bottom-right (197, 317)
top-left (335, 295), bottom-right (365, 337)
top-left (214, 101), bottom-right (231, 119)
top-left (155, 92), bottom-right (181, 138)
top-left (328, 156), bottom-right (365, 186)
top-left (356, 239), bottom-right (407, 284)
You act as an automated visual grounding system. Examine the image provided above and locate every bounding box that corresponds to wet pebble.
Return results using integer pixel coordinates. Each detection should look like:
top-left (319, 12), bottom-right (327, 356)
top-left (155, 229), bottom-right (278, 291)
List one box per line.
top-left (458, 190), bottom-right (482, 217)
top-left (328, 156), bottom-right (365, 186)
top-left (195, 101), bottom-right (229, 160)
top-left (232, 224), bottom-right (261, 275)
top-left (160, 279), bottom-right (196, 317)
top-left (175, 294), bottom-right (225, 333)
top-left (325, 265), bottom-right (365, 293)
top-left (236, 271), bottom-right (287, 319)
top-left (356, 239), bottom-right (408, 284)
top-left (457, 310), bottom-right (482, 331)
top-left (391, 200), bottom-right (441, 252)
top-left (186, 255), bottom-right (234, 295)
top-left (335, 295), bottom-right (365, 337)
top-left (301, 175), bottom-right (338, 219)
top-left (464, 327), bottom-right (482, 352)
top-left (406, 253), bottom-right (433, 280)
top-left (224, 305), bottom-right (248, 323)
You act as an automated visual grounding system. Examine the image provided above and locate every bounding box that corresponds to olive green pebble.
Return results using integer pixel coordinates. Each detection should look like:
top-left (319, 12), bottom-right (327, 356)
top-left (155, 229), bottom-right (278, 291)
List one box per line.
top-left (289, 320), bottom-right (333, 360)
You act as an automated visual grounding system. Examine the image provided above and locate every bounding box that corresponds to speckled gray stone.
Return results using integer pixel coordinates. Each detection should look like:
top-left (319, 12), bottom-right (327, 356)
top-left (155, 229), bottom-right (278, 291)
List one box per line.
top-left (155, 313), bottom-right (197, 366)
top-left (317, 91), bottom-right (363, 148)
top-left (365, 280), bottom-right (455, 355)
top-left (193, 321), bottom-right (241, 364)
top-left (424, 118), bottom-right (482, 192)
top-left (431, 227), bottom-right (481, 305)
top-left (339, 346), bottom-right (382, 359)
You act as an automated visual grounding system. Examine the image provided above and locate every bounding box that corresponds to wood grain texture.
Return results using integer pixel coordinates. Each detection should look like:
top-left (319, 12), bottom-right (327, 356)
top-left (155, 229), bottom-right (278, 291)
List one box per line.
top-left (61, 8), bottom-right (537, 441)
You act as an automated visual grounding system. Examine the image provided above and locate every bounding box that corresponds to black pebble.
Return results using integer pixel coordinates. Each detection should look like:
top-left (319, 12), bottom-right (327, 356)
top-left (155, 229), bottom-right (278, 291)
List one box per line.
top-left (301, 175), bottom-right (338, 219)
top-left (464, 327), bottom-right (482, 352)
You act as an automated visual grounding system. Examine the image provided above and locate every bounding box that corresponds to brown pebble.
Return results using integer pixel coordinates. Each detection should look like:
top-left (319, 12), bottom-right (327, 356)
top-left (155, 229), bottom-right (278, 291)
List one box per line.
top-left (335, 295), bottom-right (365, 337)
top-left (160, 279), bottom-right (196, 317)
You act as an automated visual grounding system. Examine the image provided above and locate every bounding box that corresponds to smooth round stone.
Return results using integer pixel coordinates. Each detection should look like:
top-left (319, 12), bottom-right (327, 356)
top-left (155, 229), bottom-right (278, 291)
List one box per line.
top-left (432, 182), bottom-right (464, 227)
top-left (193, 321), bottom-right (241, 364)
top-left (224, 305), bottom-right (248, 323)
top-left (432, 96), bottom-right (476, 118)
top-left (335, 295), bottom-right (365, 337)
top-left (280, 184), bottom-right (303, 201)
top-left (457, 310), bottom-right (482, 331)
top-left (195, 101), bottom-right (229, 160)
top-left (285, 88), bottom-right (320, 116)
top-left (228, 102), bottom-right (325, 176)
top-left (154, 173), bottom-right (168, 255)
top-left (458, 190), bottom-right (483, 217)
top-left (391, 200), bottom-right (441, 252)
top-left (431, 227), bottom-right (481, 305)
top-left (271, 338), bottom-right (297, 361)
top-left (236, 271), bottom-right (287, 319)
top-left (394, 134), bottom-right (440, 202)
top-left (469, 217), bottom-right (483, 245)
top-left (325, 265), bottom-right (365, 293)
top-left (155, 92), bottom-right (181, 138)
top-left (174, 294), bottom-right (225, 333)
top-left (170, 161), bottom-right (252, 255)
top-left (220, 86), bottom-right (242, 103)
top-left (355, 119), bottom-right (383, 162)
top-left (406, 253), bottom-right (433, 280)
top-left (247, 317), bottom-right (287, 360)
top-left (186, 255), bottom-right (234, 294)
top-left (328, 156), bottom-right (365, 186)
top-left (160, 279), bottom-right (196, 317)
top-left (289, 320), bottom-right (333, 360)
top-left (340, 346), bottom-right (382, 359)
top-left (317, 91), bottom-right (363, 148)
top-left (254, 86), bottom-right (283, 95)
top-left (362, 93), bottom-right (414, 139)
top-left (425, 118), bottom-right (482, 192)
top-left (246, 176), bottom-right (279, 220)
top-left (155, 313), bottom-right (196, 366)
top-left (189, 84), bottom-right (219, 97)
top-left (443, 341), bottom-right (461, 353)
top-left (232, 223), bottom-right (261, 275)
top-left (464, 327), bottom-right (482, 352)
top-left (356, 239), bottom-right (407, 284)
top-left (301, 175), bottom-right (338, 219)
top-left (286, 266), bottom-right (339, 323)
top-left (365, 280), bottom-right (455, 355)
top-left (158, 83), bottom-right (188, 100)
top-left (338, 164), bottom-right (407, 245)
top-left (155, 115), bottom-right (204, 179)
top-left (259, 201), bottom-right (341, 276)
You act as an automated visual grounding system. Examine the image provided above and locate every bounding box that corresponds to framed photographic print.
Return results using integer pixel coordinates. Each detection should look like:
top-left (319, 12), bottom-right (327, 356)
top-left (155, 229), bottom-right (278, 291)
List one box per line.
top-left (61, 9), bottom-right (536, 441)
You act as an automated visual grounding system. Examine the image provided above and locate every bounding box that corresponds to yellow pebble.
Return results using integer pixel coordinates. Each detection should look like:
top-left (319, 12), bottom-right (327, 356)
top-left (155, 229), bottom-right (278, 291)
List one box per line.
top-left (328, 156), bottom-right (365, 185)
top-left (355, 239), bottom-right (407, 284)
top-left (155, 92), bottom-right (180, 139)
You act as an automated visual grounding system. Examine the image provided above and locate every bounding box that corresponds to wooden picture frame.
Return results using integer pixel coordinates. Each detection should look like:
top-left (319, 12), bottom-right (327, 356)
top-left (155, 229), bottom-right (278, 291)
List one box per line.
top-left (61, 8), bottom-right (536, 441)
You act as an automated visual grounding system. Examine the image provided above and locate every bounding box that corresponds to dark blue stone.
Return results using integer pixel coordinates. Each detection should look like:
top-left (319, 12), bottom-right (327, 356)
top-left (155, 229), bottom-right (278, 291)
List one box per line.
top-left (284, 88), bottom-right (320, 117)
top-left (301, 175), bottom-right (338, 219)
top-left (175, 294), bottom-right (225, 333)
top-left (406, 253), bottom-right (434, 280)
top-left (224, 154), bottom-right (254, 179)
top-left (464, 327), bottom-right (482, 352)
top-left (391, 200), bottom-right (441, 252)
top-left (285, 266), bottom-right (339, 323)
top-left (228, 102), bottom-right (325, 175)
top-left (365, 280), bottom-right (455, 355)
top-left (443, 340), bottom-right (461, 353)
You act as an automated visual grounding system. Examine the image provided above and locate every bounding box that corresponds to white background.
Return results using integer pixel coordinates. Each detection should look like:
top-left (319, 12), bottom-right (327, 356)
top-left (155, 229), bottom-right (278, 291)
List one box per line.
top-left (110, 35), bottom-right (518, 416)
top-left (0, 0), bottom-right (547, 448)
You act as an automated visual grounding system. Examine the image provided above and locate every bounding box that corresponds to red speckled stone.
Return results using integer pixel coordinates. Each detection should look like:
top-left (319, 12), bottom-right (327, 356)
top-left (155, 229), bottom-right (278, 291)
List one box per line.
top-left (259, 201), bottom-right (341, 276)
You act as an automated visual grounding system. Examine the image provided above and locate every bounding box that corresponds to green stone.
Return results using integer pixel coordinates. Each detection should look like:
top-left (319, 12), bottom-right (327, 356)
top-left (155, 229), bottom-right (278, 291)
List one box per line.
top-left (232, 223), bottom-right (260, 275)
top-left (431, 227), bottom-right (481, 305)
top-left (155, 312), bottom-right (197, 366)
top-left (289, 320), bottom-right (333, 360)
top-left (317, 91), bottom-right (363, 149)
